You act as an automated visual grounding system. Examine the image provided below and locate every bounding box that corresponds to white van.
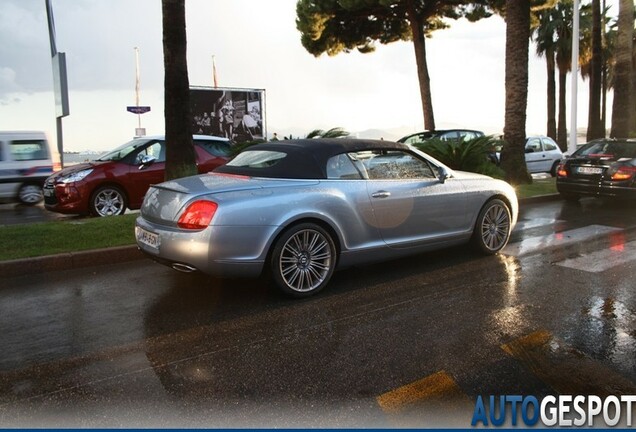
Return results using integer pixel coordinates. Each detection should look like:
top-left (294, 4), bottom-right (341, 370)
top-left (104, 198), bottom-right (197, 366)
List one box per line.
top-left (0, 131), bottom-right (58, 205)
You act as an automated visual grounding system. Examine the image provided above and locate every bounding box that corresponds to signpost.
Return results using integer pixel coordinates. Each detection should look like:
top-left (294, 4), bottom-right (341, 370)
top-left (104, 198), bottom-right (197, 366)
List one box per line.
top-left (127, 106), bottom-right (151, 114)
top-left (129, 47), bottom-right (150, 137)
top-left (126, 106), bottom-right (150, 137)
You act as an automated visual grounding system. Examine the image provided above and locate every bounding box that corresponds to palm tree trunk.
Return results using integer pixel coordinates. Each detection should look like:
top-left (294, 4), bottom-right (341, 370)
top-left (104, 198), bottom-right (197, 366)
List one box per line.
top-left (632, 36), bottom-right (636, 133)
top-left (587, 0), bottom-right (603, 140)
top-left (162, 0), bottom-right (197, 181)
top-left (610, 0), bottom-right (635, 138)
top-left (601, 61), bottom-right (607, 134)
top-left (501, 0), bottom-right (532, 185)
top-left (601, 0), bottom-right (607, 135)
top-left (406, 2), bottom-right (435, 131)
top-left (546, 49), bottom-right (557, 140)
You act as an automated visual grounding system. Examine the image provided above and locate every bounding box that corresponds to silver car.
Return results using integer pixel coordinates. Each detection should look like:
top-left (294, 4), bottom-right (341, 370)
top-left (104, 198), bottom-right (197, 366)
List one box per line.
top-left (135, 139), bottom-right (518, 297)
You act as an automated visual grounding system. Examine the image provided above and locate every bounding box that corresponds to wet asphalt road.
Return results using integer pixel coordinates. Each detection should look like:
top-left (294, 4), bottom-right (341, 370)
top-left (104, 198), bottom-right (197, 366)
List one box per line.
top-left (1, 198), bottom-right (636, 427)
top-left (0, 202), bottom-right (76, 225)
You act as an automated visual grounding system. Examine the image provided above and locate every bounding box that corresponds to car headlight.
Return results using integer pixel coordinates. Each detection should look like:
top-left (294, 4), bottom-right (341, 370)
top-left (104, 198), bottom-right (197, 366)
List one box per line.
top-left (58, 168), bottom-right (94, 184)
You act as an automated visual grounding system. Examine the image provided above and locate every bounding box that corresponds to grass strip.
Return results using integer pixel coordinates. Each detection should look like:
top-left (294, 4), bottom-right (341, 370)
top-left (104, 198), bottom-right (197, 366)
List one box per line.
top-left (515, 177), bottom-right (557, 199)
top-left (1, 213), bottom-right (137, 261)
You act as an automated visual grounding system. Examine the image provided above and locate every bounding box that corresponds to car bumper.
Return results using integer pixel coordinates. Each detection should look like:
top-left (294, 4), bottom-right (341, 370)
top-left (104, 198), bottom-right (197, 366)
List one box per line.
top-left (43, 184), bottom-right (90, 214)
top-left (135, 217), bottom-right (270, 278)
top-left (557, 179), bottom-right (636, 199)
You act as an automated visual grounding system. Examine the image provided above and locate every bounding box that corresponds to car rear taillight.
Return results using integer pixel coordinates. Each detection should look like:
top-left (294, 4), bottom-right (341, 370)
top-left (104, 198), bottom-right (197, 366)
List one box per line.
top-left (556, 163), bottom-right (568, 177)
top-left (178, 200), bottom-right (218, 230)
top-left (610, 166), bottom-right (636, 181)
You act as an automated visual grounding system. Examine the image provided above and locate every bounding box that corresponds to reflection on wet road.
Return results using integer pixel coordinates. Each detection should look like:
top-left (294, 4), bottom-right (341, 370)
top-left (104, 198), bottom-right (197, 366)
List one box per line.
top-left (1, 198), bottom-right (635, 427)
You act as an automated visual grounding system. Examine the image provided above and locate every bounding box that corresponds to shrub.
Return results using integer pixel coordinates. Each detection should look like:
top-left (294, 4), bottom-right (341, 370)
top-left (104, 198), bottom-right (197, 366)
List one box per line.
top-left (414, 135), bottom-right (505, 179)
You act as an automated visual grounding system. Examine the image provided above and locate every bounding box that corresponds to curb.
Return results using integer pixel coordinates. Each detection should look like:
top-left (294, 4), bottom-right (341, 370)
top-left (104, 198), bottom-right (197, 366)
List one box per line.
top-left (1, 195), bottom-right (562, 279)
top-left (0, 245), bottom-right (144, 279)
top-left (518, 193), bottom-right (561, 205)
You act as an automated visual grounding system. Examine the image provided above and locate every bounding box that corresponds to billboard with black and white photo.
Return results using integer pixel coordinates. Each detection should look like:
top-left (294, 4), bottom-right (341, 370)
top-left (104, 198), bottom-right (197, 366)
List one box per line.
top-left (190, 86), bottom-right (265, 144)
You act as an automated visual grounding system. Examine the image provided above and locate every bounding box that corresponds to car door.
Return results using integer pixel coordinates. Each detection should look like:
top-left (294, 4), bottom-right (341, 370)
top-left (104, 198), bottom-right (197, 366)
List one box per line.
top-left (541, 137), bottom-right (562, 170)
top-left (524, 137), bottom-right (546, 173)
top-left (126, 140), bottom-right (166, 208)
top-left (357, 149), bottom-right (468, 249)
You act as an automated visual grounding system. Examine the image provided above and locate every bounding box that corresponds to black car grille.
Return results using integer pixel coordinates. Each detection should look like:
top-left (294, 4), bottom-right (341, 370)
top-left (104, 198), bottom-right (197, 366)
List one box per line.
top-left (43, 184), bottom-right (57, 205)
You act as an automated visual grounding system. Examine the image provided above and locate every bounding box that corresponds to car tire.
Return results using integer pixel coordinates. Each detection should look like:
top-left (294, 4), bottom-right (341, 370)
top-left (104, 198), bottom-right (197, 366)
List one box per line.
top-left (270, 223), bottom-right (337, 298)
top-left (471, 199), bottom-right (512, 254)
top-left (18, 184), bottom-right (44, 205)
top-left (90, 185), bottom-right (127, 217)
top-left (550, 161), bottom-right (560, 177)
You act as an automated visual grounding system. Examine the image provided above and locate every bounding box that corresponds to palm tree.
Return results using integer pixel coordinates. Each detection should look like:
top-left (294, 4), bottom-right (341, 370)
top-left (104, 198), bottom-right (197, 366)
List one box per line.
top-left (162, 0), bottom-right (197, 180)
top-left (501, 0), bottom-right (533, 185)
top-left (610, 0), bottom-right (635, 137)
top-left (633, 29), bottom-right (636, 130)
top-left (552, 0), bottom-right (574, 151)
top-left (531, 1), bottom-right (573, 152)
top-left (580, 2), bottom-right (614, 137)
top-left (305, 128), bottom-right (350, 139)
top-left (533, 8), bottom-right (558, 140)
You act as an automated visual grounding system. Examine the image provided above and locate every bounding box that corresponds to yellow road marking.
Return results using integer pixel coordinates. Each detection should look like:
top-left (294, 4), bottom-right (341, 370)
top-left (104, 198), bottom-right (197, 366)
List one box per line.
top-left (376, 370), bottom-right (467, 414)
top-left (502, 330), bottom-right (636, 396)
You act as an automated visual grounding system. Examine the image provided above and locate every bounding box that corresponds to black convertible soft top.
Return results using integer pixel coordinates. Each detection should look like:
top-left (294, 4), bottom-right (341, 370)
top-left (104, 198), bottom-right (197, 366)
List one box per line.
top-left (214, 138), bottom-right (410, 179)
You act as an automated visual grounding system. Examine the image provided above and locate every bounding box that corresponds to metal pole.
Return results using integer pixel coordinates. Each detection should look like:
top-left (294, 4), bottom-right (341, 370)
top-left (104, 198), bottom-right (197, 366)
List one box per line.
top-left (135, 47), bottom-right (141, 130)
top-left (45, 0), bottom-right (64, 167)
top-left (569, 0), bottom-right (580, 155)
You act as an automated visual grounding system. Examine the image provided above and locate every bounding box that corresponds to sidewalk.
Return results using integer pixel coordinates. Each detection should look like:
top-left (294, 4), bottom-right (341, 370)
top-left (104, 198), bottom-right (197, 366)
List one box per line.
top-left (0, 194), bottom-right (560, 279)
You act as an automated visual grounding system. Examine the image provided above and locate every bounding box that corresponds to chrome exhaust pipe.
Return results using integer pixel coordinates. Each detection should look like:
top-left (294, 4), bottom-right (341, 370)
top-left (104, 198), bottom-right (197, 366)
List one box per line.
top-left (172, 263), bottom-right (197, 273)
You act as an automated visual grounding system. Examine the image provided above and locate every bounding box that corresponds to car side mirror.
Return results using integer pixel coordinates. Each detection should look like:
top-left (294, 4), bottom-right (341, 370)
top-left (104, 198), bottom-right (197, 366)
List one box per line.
top-left (525, 148), bottom-right (534, 153)
top-left (438, 167), bottom-right (449, 184)
top-left (138, 154), bottom-right (156, 169)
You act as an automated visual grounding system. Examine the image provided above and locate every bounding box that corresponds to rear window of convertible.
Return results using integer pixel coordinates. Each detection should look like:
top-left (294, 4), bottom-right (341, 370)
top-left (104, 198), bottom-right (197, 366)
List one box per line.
top-left (227, 150), bottom-right (286, 168)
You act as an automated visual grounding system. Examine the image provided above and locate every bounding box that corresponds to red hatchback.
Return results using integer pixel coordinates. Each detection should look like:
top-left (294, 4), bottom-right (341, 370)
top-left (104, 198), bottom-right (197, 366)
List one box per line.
top-left (44, 135), bottom-right (232, 216)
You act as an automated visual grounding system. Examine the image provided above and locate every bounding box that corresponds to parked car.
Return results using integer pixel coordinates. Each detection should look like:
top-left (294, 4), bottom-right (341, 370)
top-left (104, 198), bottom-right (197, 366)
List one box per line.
top-left (135, 139), bottom-right (518, 298)
top-left (44, 135), bottom-right (231, 217)
top-left (398, 129), bottom-right (500, 165)
top-left (494, 136), bottom-right (563, 176)
top-left (0, 131), bottom-right (58, 205)
top-left (398, 129), bottom-right (485, 145)
top-left (556, 138), bottom-right (636, 201)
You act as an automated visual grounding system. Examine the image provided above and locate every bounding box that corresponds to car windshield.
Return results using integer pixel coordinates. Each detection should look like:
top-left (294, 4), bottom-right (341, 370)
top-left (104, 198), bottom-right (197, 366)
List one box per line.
top-left (96, 139), bottom-right (152, 161)
top-left (574, 141), bottom-right (636, 159)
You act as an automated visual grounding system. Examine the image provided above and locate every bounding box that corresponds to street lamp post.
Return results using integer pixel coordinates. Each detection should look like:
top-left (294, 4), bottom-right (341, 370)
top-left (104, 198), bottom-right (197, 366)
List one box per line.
top-left (45, 0), bottom-right (69, 167)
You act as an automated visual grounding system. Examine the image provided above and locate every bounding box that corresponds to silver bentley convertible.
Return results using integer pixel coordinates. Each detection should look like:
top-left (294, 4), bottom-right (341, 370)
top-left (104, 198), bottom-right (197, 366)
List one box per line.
top-left (135, 139), bottom-right (518, 297)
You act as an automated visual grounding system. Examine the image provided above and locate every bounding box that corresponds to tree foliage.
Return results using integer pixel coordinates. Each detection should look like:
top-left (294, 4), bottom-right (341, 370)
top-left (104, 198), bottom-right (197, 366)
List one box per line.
top-left (305, 127), bottom-right (350, 139)
top-left (296, 0), bottom-right (494, 130)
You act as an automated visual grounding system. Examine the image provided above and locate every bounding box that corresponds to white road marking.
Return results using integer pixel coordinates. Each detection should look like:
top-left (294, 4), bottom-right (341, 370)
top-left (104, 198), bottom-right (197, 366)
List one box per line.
top-left (503, 225), bottom-right (623, 257)
top-left (556, 239), bottom-right (636, 272)
top-left (513, 218), bottom-right (563, 232)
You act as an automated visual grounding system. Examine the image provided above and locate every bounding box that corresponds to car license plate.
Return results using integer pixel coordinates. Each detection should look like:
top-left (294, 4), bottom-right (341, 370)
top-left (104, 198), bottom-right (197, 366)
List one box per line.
top-left (136, 226), bottom-right (160, 250)
top-left (577, 166), bottom-right (603, 175)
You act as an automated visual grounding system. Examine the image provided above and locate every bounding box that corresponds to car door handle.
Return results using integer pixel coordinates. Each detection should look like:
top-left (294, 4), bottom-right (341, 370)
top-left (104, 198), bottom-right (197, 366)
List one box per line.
top-left (371, 191), bottom-right (391, 198)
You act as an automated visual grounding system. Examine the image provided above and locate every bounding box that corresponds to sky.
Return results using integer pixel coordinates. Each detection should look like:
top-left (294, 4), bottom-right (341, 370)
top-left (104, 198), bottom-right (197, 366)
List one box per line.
top-left (0, 0), bottom-right (617, 153)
